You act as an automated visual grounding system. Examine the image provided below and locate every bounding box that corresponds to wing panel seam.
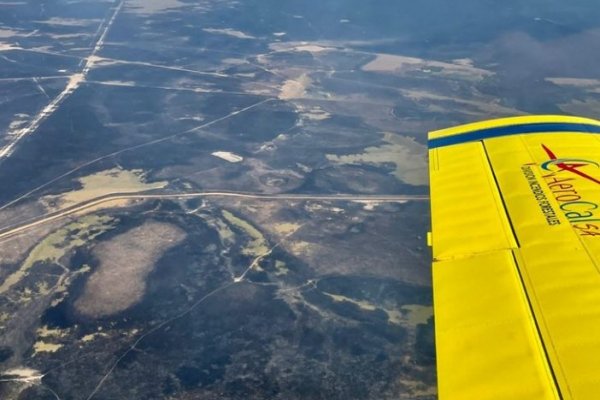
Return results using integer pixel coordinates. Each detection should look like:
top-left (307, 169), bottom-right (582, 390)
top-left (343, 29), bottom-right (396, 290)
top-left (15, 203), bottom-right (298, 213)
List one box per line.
top-left (511, 250), bottom-right (566, 399)
top-left (479, 141), bottom-right (519, 248)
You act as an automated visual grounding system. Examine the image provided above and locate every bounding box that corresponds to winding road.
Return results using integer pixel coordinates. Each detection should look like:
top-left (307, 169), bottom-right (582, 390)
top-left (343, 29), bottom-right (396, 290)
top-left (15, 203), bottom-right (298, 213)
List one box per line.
top-left (0, 191), bottom-right (429, 242)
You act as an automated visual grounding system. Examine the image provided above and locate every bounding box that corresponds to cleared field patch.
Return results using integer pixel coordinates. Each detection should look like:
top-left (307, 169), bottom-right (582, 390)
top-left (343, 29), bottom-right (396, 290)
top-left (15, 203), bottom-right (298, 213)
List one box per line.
top-left (279, 74), bottom-right (311, 100)
top-left (326, 132), bottom-right (427, 185)
top-left (75, 221), bottom-right (185, 318)
top-left (222, 210), bottom-right (268, 257)
top-left (42, 167), bottom-right (167, 211)
top-left (323, 292), bottom-right (432, 327)
top-left (211, 151), bottom-right (243, 163)
top-left (362, 53), bottom-right (491, 81)
top-left (400, 304), bottom-right (433, 326)
top-left (0, 215), bottom-right (115, 295)
top-left (323, 292), bottom-right (377, 311)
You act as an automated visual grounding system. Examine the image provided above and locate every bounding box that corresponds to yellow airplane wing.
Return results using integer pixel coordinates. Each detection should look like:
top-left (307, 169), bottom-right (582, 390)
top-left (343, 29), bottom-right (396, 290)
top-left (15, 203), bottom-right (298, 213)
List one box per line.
top-left (428, 115), bottom-right (600, 399)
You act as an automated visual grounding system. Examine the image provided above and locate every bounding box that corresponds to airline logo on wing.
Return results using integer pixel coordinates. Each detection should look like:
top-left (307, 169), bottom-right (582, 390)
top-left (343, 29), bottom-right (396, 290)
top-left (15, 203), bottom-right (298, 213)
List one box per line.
top-left (540, 144), bottom-right (600, 236)
top-left (541, 144), bottom-right (600, 184)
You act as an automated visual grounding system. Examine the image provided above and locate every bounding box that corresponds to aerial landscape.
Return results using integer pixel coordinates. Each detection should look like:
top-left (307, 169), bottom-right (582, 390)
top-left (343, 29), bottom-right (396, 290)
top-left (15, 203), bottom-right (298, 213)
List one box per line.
top-left (0, 0), bottom-right (599, 398)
